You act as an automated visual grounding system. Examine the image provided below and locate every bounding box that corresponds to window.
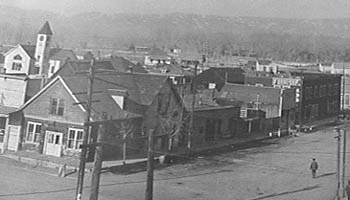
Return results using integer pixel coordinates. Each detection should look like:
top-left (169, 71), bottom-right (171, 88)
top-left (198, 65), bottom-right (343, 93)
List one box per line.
top-left (26, 122), bottom-right (42, 143)
top-left (305, 87), bottom-right (312, 100)
top-left (11, 62), bottom-right (22, 71)
top-left (14, 55), bottom-right (22, 60)
top-left (320, 85), bottom-right (326, 97)
top-left (50, 65), bottom-right (55, 74)
top-left (50, 98), bottom-right (64, 116)
top-left (33, 66), bottom-right (40, 74)
top-left (346, 95), bottom-right (350, 106)
top-left (157, 93), bottom-right (170, 115)
top-left (67, 128), bottom-right (83, 149)
top-left (314, 86), bottom-right (319, 97)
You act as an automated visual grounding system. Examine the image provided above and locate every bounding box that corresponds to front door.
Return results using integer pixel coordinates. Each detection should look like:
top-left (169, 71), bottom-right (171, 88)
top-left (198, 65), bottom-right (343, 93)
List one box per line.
top-left (44, 131), bottom-right (62, 157)
top-left (7, 125), bottom-right (20, 151)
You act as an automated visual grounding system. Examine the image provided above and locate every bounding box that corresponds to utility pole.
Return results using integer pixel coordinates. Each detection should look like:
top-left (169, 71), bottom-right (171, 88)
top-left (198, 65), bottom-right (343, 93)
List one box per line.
top-left (342, 129), bottom-right (347, 197)
top-left (188, 64), bottom-right (198, 149)
top-left (122, 130), bottom-right (127, 164)
top-left (76, 59), bottom-right (95, 200)
top-left (336, 127), bottom-right (341, 200)
top-left (145, 129), bottom-right (155, 200)
top-left (342, 62), bottom-right (346, 112)
top-left (89, 113), bottom-right (107, 200)
top-left (298, 69), bottom-right (304, 132)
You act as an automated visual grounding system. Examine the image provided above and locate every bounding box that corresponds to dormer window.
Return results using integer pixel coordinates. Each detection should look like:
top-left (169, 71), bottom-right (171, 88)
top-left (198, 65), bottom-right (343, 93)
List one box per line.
top-left (108, 89), bottom-right (128, 110)
top-left (14, 55), bottom-right (22, 60)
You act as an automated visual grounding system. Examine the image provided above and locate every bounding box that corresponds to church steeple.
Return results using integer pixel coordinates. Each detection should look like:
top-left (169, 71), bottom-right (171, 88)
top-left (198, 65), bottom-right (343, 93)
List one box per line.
top-left (38, 21), bottom-right (53, 35)
top-left (34, 21), bottom-right (53, 76)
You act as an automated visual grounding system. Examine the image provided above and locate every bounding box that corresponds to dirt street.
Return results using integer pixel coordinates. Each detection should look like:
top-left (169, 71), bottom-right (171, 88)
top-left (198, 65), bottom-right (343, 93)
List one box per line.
top-left (0, 125), bottom-right (346, 200)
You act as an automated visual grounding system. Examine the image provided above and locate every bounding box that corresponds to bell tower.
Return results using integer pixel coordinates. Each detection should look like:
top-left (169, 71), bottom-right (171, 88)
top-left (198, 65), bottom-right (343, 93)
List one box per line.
top-left (34, 21), bottom-right (53, 76)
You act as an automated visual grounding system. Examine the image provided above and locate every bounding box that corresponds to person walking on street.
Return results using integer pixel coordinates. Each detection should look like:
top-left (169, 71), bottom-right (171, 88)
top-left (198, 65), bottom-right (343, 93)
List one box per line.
top-left (346, 180), bottom-right (350, 200)
top-left (309, 158), bottom-right (318, 178)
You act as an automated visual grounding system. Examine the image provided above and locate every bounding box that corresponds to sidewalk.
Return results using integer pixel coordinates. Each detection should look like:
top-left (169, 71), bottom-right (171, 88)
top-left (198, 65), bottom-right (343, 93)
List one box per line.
top-left (0, 150), bottom-right (149, 174)
top-left (0, 116), bottom-right (339, 176)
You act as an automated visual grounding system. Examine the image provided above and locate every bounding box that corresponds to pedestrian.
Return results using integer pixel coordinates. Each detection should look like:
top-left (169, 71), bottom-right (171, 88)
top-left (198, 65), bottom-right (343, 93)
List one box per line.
top-left (309, 158), bottom-right (318, 178)
top-left (346, 180), bottom-right (350, 200)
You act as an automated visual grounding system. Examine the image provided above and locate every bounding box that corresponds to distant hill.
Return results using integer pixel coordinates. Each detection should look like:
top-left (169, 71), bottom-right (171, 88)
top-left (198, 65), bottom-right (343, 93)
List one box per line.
top-left (2, 6), bottom-right (350, 61)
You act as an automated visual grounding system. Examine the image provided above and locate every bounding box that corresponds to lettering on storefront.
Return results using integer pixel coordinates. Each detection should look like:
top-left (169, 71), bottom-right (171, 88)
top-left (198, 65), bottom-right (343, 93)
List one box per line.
top-left (272, 78), bottom-right (301, 88)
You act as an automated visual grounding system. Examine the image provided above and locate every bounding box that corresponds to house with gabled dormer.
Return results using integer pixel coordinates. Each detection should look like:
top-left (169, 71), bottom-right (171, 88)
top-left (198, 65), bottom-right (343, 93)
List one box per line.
top-left (3, 22), bottom-right (77, 79)
top-left (0, 22), bottom-right (77, 152)
top-left (7, 67), bottom-right (185, 159)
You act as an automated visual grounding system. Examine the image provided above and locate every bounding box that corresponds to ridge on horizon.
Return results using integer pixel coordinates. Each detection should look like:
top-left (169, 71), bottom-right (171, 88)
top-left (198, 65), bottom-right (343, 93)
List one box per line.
top-left (2, 0), bottom-right (350, 19)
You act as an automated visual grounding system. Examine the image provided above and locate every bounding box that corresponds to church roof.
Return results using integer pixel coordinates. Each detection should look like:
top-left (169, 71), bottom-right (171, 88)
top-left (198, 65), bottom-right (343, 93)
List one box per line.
top-left (20, 44), bottom-right (36, 59)
top-left (17, 45), bottom-right (76, 61)
top-left (49, 48), bottom-right (77, 61)
top-left (38, 21), bottom-right (53, 35)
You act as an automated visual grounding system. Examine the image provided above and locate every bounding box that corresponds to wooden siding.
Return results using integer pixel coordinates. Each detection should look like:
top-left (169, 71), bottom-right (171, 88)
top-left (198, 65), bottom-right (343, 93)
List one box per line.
top-left (0, 77), bottom-right (27, 108)
top-left (4, 46), bottom-right (32, 75)
top-left (22, 79), bottom-right (85, 124)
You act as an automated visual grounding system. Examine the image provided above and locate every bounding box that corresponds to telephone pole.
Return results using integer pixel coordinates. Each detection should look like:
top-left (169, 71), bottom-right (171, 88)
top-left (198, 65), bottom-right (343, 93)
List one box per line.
top-left (298, 69), bottom-right (304, 132)
top-left (89, 113), bottom-right (107, 200)
top-left (342, 129), bottom-right (347, 197)
top-left (188, 64), bottom-right (198, 149)
top-left (145, 129), bottom-right (155, 200)
top-left (336, 127), bottom-right (341, 200)
top-left (76, 59), bottom-right (95, 200)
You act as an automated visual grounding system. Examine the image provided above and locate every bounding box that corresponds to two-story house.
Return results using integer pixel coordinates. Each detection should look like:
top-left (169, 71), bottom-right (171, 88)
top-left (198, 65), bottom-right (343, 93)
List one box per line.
top-left (0, 22), bottom-right (77, 152)
top-left (3, 22), bottom-right (77, 79)
top-left (7, 67), bottom-right (184, 160)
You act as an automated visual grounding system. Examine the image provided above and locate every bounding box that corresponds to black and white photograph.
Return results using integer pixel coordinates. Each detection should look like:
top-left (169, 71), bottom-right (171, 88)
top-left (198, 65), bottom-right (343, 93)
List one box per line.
top-left (0, 0), bottom-right (350, 199)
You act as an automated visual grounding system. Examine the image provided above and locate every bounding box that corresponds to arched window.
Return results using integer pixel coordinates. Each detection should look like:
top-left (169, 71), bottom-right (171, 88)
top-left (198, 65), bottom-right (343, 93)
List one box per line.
top-left (14, 55), bottom-right (22, 60)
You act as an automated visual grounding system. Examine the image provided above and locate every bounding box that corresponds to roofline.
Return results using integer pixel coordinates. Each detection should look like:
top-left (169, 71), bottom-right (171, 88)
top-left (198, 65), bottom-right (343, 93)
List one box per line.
top-left (0, 73), bottom-right (28, 80)
top-left (4, 44), bottom-right (29, 57)
top-left (59, 76), bottom-right (87, 113)
top-left (223, 82), bottom-right (281, 90)
top-left (18, 76), bottom-right (61, 111)
top-left (17, 75), bottom-right (86, 113)
top-left (24, 114), bottom-right (84, 126)
top-left (187, 105), bottom-right (240, 112)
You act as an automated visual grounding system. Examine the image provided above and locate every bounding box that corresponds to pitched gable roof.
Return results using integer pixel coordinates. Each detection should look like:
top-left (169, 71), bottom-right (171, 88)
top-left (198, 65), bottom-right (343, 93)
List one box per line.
top-left (38, 21), bottom-right (53, 35)
top-left (13, 45), bottom-right (76, 61)
top-left (146, 63), bottom-right (194, 76)
top-left (20, 44), bottom-right (36, 59)
top-left (109, 56), bottom-right (147, 73)
top-left (54, 58), bottom-right (147, 78)
top-left (195, 67), bottom-right (245, 90)
top-left (218, 83), bottom-right (281, 105)
top-left (61, 73), bottom-right (168, 106)
top-left (19, 76), bottom-right (141, 122)
top-left (49, 48), bottom-right (77, 61)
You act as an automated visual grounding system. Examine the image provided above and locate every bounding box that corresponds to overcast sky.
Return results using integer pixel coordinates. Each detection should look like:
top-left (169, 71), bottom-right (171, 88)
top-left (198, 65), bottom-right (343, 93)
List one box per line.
top-left (1, 0), bottom-right (350, 19)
